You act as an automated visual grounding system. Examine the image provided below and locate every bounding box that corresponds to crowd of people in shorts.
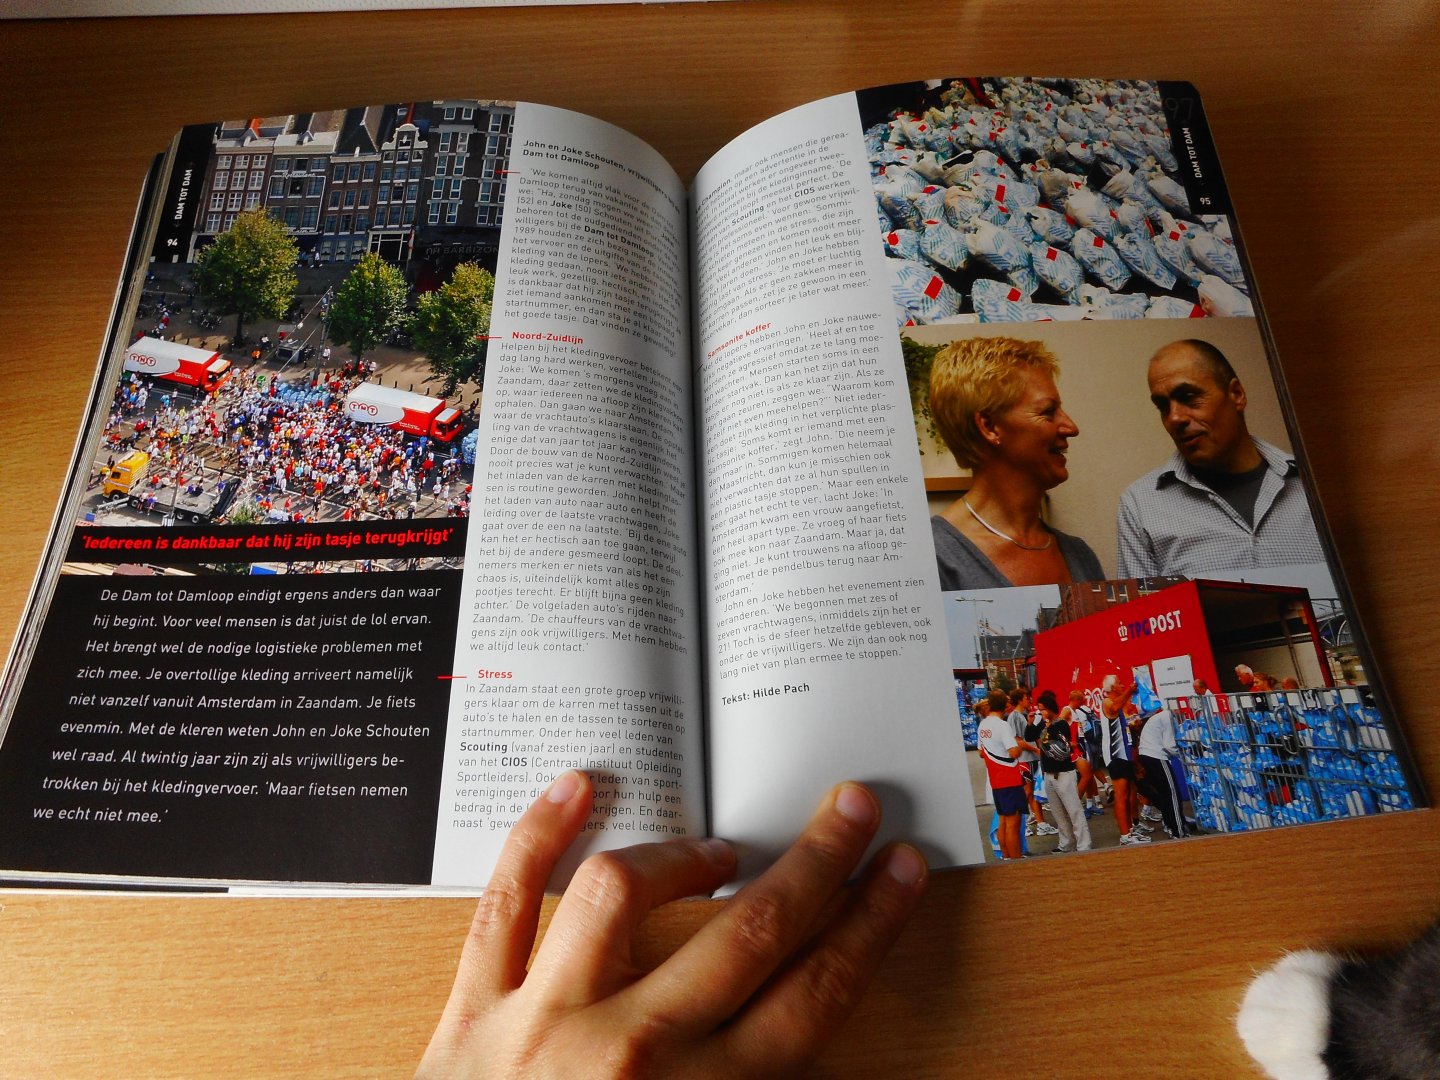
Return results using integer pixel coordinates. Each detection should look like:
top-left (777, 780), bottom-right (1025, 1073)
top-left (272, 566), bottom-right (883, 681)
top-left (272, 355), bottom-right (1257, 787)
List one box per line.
top-left (975, 674), bottom-right (1197, 859)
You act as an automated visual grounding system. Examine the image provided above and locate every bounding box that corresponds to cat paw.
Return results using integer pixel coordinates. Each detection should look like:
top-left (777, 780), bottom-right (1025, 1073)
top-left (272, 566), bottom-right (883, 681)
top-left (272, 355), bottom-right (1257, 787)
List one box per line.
top-left (1236, 949), bottom-right (1341, 1080)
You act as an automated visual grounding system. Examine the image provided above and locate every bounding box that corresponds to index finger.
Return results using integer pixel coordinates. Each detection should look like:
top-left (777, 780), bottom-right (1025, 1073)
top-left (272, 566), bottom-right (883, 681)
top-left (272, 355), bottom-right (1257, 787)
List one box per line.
top-left (627, 782), bottom-right (881, 1031)
top-left (451, 770), bottom-right (594, 998)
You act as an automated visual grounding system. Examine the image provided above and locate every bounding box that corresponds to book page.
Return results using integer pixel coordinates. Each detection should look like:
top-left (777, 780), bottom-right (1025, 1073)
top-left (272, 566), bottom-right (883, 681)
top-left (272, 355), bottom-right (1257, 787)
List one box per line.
top-left (693, 93), bottom-right (985, 880)
top-left (696, 75), bottom-right (1419, 875)
top-left (429, 103), bottom-right (703, 887)
top-left (0, 100), bottom-right (702, 891)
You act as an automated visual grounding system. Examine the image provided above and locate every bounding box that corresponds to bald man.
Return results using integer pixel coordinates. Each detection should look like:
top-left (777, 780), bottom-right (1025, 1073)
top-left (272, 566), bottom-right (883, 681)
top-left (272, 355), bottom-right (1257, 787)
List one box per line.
top-left (1116, 339), bottom-right (1325, 578)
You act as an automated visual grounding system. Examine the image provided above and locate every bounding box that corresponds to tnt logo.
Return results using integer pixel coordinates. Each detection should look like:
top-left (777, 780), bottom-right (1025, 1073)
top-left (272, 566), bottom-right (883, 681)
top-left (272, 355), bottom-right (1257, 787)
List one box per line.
top-left (132, 354), bottom-right (158, 367)
top-left (350, 401), bottom-right (379, 417)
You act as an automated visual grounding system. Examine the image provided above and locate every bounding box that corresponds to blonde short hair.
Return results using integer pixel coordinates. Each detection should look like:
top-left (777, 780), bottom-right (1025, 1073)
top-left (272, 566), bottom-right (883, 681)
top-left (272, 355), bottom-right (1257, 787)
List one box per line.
top-left (928, 336), bottom-right (1060, 469)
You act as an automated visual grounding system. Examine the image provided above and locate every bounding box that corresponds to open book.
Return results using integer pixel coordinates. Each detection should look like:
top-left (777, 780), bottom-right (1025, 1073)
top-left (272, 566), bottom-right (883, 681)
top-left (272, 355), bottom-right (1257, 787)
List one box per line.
top-left (0, 79), bottom-right (1422, 891)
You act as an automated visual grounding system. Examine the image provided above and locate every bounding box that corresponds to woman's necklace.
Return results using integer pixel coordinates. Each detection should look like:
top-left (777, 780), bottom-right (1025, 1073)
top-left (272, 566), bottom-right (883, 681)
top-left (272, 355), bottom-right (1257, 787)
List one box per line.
top-left (961, 497), bottom-right (1054, 551)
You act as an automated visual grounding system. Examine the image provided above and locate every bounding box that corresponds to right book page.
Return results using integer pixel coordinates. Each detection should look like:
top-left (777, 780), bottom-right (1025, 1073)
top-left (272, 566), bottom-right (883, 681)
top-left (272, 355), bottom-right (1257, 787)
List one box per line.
top-left (694, 77), bottom-right (1421, 875)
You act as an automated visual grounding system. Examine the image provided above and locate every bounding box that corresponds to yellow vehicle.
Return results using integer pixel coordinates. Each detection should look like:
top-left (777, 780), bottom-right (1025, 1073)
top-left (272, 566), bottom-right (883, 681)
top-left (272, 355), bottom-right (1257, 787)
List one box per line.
top-left (101, 450), bottom-right (149, 498)
top-left (99, 450), bottom-right (237, 523)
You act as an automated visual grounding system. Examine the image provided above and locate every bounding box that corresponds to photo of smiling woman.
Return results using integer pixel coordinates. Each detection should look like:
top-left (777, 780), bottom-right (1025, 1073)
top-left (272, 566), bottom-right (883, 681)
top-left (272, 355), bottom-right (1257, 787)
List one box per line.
top-left (928, 337), bottom-right (1104, 589)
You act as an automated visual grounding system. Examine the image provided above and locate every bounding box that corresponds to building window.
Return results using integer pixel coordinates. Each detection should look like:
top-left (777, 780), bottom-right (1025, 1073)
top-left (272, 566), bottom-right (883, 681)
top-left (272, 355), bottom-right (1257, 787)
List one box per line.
top-left (332, 165), bottom-right (345, 182)
top-left (378, 185), bottom-right (390, 203)
top-left (210, 193), bottom-right (225, 210)
top-left (402, 205), bottom-right (415, 225)
top-left (383, 150), bottom-right (394, 162)
top-left (328, 192), bottom-right (340, 209)
top-left (436, 153), bottom-right (449, 175)
top-left (245, 192), bottom-right (261, 210)
top-left (340, 214), bottom-right (352, 232)
top-left (488, 113), bottom-right (510, 133)
top-left (461, 106), bottom-right (474, 120)
top-left (445, 202), bottom-right (458, 225)
top-left (269, 177), bottom-right (286, 198)
top-left (343, 190), bottom-right (355, 208)
top-left (481, 158), bottom-right (496, 179)
top-left (346, 164), bottom-right (360, 182)
top-left (205, 213), bottom-right (221, 232)
top-left (454, 154), bottom-right (467, 174)
top-left (245, 171), bottom-right (261, 190)
top-left (448, 178), bottom-right (461, 199)
top-left (234, 155), bottom-right (249, 169)
top-left (302, 206), bottom-right (318, 230)
top-left (228, 192), bottom-right (244, 210)
top-left (362, 163), bottom-right (376, 180)
top-left (457, 132), bottom-right (470, 153)
top-left (409, 165), bottom-right (422, 180)
top-left (308, 177), bottom-right (324, 197)
top-left (428, 203), bottom-right (440, 225)
top-left (359, 189), bottom-right (371, 208)
top-left (284, 207), bottom-right (301, 228)
top-left (443, 106), bottom-right (456, 120)
top-left (324, 215), bottom-right (337, 233)
top-left (357, 214), bottom-right (370, 233)
top-left (273, 158), bottom-right (290, 174)
top-left (216, 156), bottom-right (231, 170)
top-left (224, 213), bottom-right (237, 230)
top-left (397, 149), bottom-right (409, 163)
top-left (388, 206), bottom-right (402, 226)
top-left (439, 132), bottom-right (453, 152)
top-left (431, 178), bottom-right (443, 198)
top-left (293, 158), bottom-right (309, 173)
top-left (406, 182), bottom-right (418, 201)
top-left (486, 135), bottom-right (502, 155)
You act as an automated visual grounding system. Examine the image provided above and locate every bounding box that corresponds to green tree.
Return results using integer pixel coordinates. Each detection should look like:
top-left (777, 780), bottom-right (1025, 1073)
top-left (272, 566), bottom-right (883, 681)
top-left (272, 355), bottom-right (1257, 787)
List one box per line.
top-left (410, 262), bottom-right (495, 395)
top-left (193, 209), bottom-right (299, 345)
top-left (210, 499), bottom-right (265, 573)
top-left (328, 252), bottom-right (409, 367)
top-left (901, 336), bottom-right (942, 452)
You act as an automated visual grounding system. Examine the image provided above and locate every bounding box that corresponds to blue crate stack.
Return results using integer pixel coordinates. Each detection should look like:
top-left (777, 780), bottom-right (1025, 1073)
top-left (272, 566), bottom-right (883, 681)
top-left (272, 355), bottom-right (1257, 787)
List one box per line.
top-left (1172, 687), bottom-right (1411, 834)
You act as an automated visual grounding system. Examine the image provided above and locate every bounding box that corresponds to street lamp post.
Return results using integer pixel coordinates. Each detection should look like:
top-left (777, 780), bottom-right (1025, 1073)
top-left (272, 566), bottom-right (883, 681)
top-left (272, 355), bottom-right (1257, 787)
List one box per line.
top-left (952, 596), bottom-right (994, 672)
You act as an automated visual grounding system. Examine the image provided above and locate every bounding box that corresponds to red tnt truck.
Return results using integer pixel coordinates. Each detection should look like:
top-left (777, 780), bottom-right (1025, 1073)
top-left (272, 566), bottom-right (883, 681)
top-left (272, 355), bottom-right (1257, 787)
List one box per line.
top-left (342, 382), bottom-right (464, 442)
top-left (124, 336), bottom-right (231, 394)
top-left (1033, 579), bottom-right (1332, 707)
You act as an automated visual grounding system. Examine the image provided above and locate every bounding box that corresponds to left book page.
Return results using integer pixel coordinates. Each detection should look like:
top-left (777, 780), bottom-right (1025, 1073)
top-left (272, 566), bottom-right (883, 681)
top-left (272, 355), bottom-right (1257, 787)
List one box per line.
top-left (0, 99), bottom-right (704, 891)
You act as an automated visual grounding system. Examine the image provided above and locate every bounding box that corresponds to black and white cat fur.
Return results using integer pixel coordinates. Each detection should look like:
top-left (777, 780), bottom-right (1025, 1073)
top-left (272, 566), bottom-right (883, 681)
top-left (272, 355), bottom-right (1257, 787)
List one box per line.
top-left (1237, 921), bottom-right (1440, 1079)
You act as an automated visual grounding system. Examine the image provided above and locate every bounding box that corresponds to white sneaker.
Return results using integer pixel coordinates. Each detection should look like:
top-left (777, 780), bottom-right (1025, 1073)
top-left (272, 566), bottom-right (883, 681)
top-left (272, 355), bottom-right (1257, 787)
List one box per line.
top-left (1035, 822), bottom-right (1060, 836)
top-left (1024, 820), bottom-right (1037, 836)
top-left (1120, 830), bottom-right (1152, 845)
top-left (1133, 820), bottom-right (1154, 833)
top-left (1141, 806), bottom-right (1163, 823)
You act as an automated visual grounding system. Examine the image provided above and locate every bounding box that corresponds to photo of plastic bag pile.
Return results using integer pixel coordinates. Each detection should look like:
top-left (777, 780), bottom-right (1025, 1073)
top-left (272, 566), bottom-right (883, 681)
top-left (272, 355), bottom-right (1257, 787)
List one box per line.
top-left (861, 78), bottom-right (1254, 326)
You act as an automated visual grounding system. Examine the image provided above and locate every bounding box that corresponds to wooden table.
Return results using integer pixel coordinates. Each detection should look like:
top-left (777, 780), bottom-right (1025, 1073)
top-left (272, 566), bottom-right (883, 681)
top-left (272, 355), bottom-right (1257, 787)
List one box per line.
top-left (2, 3), bottom-right (1437, 1075)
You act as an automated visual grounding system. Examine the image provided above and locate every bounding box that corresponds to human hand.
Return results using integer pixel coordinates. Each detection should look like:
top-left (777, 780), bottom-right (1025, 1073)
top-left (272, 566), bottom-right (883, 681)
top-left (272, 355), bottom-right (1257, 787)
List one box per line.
top-left (418, 771), bottom-right (928, 1078)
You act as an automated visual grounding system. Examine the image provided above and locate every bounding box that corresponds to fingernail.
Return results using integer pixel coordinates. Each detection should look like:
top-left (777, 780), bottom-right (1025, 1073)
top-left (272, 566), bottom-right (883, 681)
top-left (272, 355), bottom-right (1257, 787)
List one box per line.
top-left (834, 783), bottom-right (878, 825)
top-left (884, 844), bottom-right (927, 886)
top-left (545, 771), bottom-right (582, 804)
top-left (702, 837), bottom-right (734, 863)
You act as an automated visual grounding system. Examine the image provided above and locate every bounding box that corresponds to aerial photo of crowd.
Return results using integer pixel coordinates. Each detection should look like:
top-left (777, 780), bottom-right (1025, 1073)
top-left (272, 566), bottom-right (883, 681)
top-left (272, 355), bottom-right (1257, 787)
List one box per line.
top-left (97, 360), bottom-right (472, 528)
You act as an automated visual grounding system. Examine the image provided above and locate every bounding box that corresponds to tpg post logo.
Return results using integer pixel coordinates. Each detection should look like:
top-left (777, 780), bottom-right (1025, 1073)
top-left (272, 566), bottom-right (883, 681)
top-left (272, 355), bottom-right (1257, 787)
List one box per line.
top-left (1117, 608), bottom-right (1184, 643)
